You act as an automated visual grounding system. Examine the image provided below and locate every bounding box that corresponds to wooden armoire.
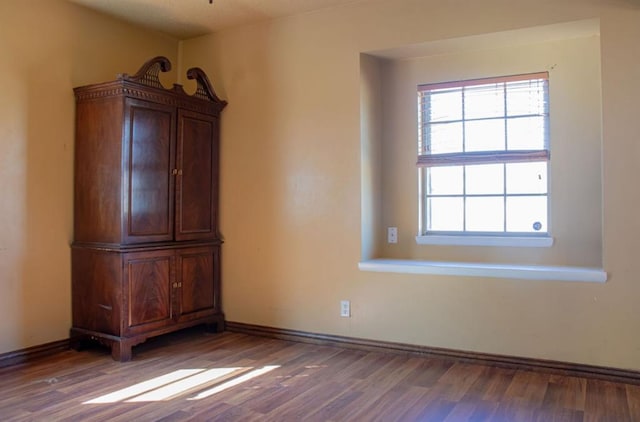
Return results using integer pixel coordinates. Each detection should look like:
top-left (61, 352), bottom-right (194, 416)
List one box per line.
top-left (71, 57), bottom-right (227, 361)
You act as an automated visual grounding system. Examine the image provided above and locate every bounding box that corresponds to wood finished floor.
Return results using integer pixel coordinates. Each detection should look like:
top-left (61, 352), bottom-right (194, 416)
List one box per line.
top-left (1, 329), bottom-right (639, 421)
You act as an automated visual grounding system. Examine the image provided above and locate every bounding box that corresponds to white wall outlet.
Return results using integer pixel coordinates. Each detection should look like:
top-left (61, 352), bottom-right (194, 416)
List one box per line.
top-left (388, 227), bottom-right (398, 244)
top-left (340, 300), bottom-right (351, 317)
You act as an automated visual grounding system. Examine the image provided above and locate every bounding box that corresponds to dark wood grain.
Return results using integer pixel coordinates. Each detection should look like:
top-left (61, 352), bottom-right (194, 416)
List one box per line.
top-left (628, 383), bottom-right (640, 421)
top-left (5, 330), bottom-right (638, 421)
top-left (71, 248), bottom-right (122, 335)
top-left (177, 247), bottom-right (216, 316)
top-left (73, 96), bottom-right (124, 244)
top-left (585, 378), bottom-right (632, 421)
top-left (125, 250), bottom-right (174, 332)
top-left (125, 99), bottom-right (176, 244)
top-left (175, 110), bottom-right (217, 241)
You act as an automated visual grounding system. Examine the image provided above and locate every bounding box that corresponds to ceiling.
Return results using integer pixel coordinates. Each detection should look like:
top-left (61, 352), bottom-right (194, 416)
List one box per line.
top-left (69, 0), bottom-right (373, 39)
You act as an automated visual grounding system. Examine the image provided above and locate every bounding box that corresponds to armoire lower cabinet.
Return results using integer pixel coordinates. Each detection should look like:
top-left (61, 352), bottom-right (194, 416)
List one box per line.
top-left (70, 57), bottom-right (227, 361)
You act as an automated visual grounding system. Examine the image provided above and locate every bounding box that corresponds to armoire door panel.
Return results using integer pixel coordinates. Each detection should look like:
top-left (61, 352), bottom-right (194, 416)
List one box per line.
top-left (125, 251), bottom-right (174, 333)
top-left (177, 247), bottom-right (216, 317)
top-left (124, 99), bottom-right (176, 244)
top-left (176, 110), bottom-right (217, 241)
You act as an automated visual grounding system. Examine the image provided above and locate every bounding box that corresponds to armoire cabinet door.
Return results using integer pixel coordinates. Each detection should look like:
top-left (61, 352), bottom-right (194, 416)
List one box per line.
top-left (123, 99), bottom-right (177, 244)
top-left (123, 250), bottom-right (175, 335)
top-left (175, 110), bottom-right (219, 241)
top-left (176, 246), bottom-right (218, 319)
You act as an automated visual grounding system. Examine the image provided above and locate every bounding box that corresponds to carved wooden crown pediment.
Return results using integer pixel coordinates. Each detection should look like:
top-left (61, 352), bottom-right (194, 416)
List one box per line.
top-left (117, 56), bottom-right (227, 107)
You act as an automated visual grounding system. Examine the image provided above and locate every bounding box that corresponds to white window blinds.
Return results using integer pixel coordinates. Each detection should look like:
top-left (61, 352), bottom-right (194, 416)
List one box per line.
top-left (417, 72), bottom-right (549, 167)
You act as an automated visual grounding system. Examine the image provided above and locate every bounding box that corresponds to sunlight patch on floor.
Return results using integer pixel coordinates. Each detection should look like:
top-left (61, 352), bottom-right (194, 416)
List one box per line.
top-left (83, 369), bottom-right (206, 404)
top-left (188, 365), bottom-right (280, 400)
top-left (83, 366), bottom-right (280, 404)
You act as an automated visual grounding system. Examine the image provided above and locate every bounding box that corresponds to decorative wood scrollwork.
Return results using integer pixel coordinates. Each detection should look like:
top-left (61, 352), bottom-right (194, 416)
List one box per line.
top-left (187, 67), bottom-right (227, 106)
top-left (119, 56), bottom-right (171, 89)
top-left (114, 56), bottom-right (226, 108)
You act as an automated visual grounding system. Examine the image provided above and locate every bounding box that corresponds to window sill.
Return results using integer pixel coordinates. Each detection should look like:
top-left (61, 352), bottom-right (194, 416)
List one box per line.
top-left (358, 259), bottom-right (607, 283)
top-left (416, 235), bottom-right (553, 247)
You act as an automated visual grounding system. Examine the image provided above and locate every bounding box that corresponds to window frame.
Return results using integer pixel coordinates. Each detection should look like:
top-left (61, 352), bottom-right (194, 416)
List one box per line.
top-left (416, 72), bottom-right (551, 242)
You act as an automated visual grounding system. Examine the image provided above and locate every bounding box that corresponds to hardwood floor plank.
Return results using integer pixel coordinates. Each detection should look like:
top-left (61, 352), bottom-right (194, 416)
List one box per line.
top-left (265, 381), bottom-right (352, 420)
top-left (154, 410), bottom-right (192, 421)
top-left (435, 362), bottom-right (490, 401)
top-left (534, 407), bottom-right (584, 422)
top-left (627, 383), bottom-right (640, 421)
top-left (402, 397), bottom-right (457, 421)
top-left (370, 386), bottom-right (436, 422)
top-left (401, 357), bottom-right (455, 388)
top-left (542, 375), bottom-right (587, 412)
top-left (462, 365), bottom-right (516, 403)
top-left (0, 330), bottom-right (638, 421)
top-left (303, 388), bottom-right (365, 420)
top-left (442, 401), bottom-right (478, 422)
top-left (585, 378), bottom-right (632, 422)
top-left (466, 400), bottom-right (500, 421)
top-left (503, 370), bottom-right (552, 406)
top-left (490, 400), bottom-right (539, 421)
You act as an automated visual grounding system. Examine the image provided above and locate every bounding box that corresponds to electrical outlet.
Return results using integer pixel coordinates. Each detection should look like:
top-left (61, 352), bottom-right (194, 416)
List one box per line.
top-left (340, 300), bottom-right (350, 317)
top-left (388, 227), bottom-right (398, 244)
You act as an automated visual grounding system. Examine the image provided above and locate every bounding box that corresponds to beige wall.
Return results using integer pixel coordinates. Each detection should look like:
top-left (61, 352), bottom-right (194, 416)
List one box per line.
top-left (0, 0), bottom-right (178, 354)
top-left (182, 0), bottom-right (640, 370)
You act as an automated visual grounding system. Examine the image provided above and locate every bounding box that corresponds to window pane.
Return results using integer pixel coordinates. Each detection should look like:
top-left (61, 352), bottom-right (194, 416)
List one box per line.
top-left (506, 116), bottom-right (545, 150)
top-left (427, 122), bottom-right (463, 154)
top-left (506, 196), bottom-right (547, 232)
top-left (506, 162), bottom-right (547, 194)
top-left (427, 166), bottom-right (463, 195)
top-left (419, 74), bottom-right (550, 236)
top-left (465, 164), bottom-right (504, 195)
top-left (505, 79), bottom-right (547, 116)
top-left (466, 197), bottom-right (504, 232)
top-left (465, 119), bottom-right (505, 152)
top-left (427, 197), bottom-right (463, 231)
top-left (464, 84), bottom-right (504, 119)
top-left (428, 89), bottom-right (462, 122)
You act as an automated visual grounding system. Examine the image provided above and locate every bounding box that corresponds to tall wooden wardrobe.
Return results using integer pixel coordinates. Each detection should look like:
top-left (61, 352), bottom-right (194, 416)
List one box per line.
top-left (71, 57), bottom-right (227, 361)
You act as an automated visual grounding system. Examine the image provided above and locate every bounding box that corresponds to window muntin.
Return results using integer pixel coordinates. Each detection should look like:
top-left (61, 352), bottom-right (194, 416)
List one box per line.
top-left (417, 73), bottom-right (549, 236)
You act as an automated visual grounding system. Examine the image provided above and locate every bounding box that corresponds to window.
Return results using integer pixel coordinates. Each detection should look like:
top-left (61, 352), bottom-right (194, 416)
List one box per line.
top-left (417, 72), bottom-right (549, 239)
